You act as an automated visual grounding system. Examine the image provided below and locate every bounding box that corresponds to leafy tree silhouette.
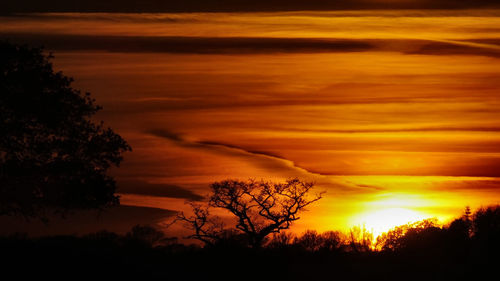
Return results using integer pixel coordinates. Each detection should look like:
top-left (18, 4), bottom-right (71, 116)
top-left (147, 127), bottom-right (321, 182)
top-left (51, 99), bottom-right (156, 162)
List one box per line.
top-left (124, 224), bottom-right (179, 248)
top-left (376, 218), bottom-right (439, 252)
top-left (446, 206), bottom-right (472, 252)
top-left (293, 230), bottom-right (342, 252)
top-left (472, 205), bottom-right (500, 260)
top-left (294, 230), bottom-right (324, 252)
top-left (178, 178), bottom-right (323, 248)
top-left (0, 41), bottom-right (131, 219)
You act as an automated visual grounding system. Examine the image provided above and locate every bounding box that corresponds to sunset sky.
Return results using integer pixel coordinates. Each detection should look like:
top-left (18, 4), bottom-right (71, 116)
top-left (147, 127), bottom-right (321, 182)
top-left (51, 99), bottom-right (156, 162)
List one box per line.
top-left (2, 4), bottom-right (500, 238)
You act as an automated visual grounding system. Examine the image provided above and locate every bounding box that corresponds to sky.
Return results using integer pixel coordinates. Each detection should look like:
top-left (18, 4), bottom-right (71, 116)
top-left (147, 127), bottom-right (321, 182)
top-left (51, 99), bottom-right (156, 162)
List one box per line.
top-left (2, 9), bottom-right (500, 238)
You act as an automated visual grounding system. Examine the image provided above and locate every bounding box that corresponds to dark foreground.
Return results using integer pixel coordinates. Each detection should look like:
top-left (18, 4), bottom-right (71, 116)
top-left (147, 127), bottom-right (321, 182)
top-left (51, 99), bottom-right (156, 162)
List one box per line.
top-left (2, 206), bottom-right (500, 281)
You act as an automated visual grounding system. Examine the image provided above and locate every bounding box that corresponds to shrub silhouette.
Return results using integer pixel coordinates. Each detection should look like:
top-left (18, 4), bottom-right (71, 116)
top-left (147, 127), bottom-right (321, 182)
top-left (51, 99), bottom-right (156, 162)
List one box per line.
top-left (0, 41), bottom-right (131, 219)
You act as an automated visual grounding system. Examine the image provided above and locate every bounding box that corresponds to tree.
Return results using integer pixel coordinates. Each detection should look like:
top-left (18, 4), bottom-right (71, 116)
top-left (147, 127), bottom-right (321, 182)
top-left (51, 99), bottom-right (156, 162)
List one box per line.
top-left (267, 231), bottom-right (295, 249)
top-left (292, 230), bottom-right (342, 252)
top-left (125, 225), bottom-right (177, 247)
top-left (0, 41), bottom-right (131, 219)
top-left (472, 205), bottom-right (500, 257)
top-left (176, 201), bottom-right (227, 246)
top-left (447, 206), bottom-right (473, 244)
top-left (178, 178), bottom-right (323, 248)
top-left (376, 219), bottom-right (440, 252)
top-left (347, 225), bottom-right (373, 253)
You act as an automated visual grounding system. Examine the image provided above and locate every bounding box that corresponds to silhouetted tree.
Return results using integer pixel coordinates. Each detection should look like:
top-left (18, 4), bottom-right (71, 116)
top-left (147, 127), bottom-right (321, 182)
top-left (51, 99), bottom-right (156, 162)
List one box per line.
top-left (471, 205), bottom-right (500, 258)
top-left (347, 225), bottom-right (373, 253)
top-left (178, 178), bottom-right (323, 248)
top-left (294, 230), bottom-right (323, 252)
top-left (289, 230), bottom-right (343, 253)
top-left (320, 230), bottom-right (343, 252)
top-left (446, 206), bottom-right (473, 253)
top-left (176, 201), bottom-right (226, 246)
top-left (267, 231), bottom-right (295, 249)
top-left (377, 219), bottom-right (439, 252)
top-left (0, 41), bottom-right (131, 219)
top-left (125, 225), bottom-right (173, 247)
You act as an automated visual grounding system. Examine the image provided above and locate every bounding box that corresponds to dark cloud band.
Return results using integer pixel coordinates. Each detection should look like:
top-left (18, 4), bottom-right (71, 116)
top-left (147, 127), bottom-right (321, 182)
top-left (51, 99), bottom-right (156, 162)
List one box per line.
top-left (3, 33), bottom-right (500, 58)
top-left (1, 33), bottom-right (374, 54)
top-left (3, 0), bottom-right (500, 13)
top-left (117, 180), bottom-right (204, 201)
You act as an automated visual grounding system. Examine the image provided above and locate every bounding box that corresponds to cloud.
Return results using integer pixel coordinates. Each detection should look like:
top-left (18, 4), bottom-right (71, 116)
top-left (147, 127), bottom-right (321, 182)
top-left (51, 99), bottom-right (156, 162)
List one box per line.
top-left (148, 130), bottom-right (184, 142)
top-left (4, 13), bottom-right (200, 23)
top-left (147, 129), bottom-right (326, 178)
top-left (408, 40), bottom-right (500, 58)
top-left (117, 180), bottom-right (204, 201)
top-left (3, 0), bottom-right (500, 13)
top-left (431, 179), bottom-right (500, 192)
top-left (4, 33), bottom-right (500, 59)
top-left (0, 205), bottom-right (176, 236)
top-left (197, 140), bottom-right (286, 159)
top-left (355, 184), bottom-right (386, 191)
top-left (1, 33), bottom-right (374, 54)
top-left (270, 126), bottom-right (500, 134)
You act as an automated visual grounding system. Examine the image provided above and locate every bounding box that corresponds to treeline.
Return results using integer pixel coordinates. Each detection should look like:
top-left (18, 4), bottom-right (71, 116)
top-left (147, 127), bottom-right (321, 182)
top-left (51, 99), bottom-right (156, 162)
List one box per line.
top-left (2, 206), bottom-right (500, 280)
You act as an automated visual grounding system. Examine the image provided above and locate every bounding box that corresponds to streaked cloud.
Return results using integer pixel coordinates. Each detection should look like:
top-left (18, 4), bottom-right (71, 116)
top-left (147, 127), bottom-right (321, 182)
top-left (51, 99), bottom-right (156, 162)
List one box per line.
top-left (1, 34), bottom-right (374, 54)
top-left (117, 180), bottom-right (204, 200)
top-left (147, 129), bottom-right (326, 178)
top-left (3, 12), bottom-right (500, 40)
top-left (3, 33), bottom-right (500, 58)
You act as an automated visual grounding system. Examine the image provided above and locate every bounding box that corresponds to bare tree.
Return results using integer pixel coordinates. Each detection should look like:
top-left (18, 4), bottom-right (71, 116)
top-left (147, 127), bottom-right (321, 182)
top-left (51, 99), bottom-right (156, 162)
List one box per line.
top-left (268, 231), bottom-right (296, 249)
top-left (177, 202), bottom-right (226, 246)
top-left (178, 178), bottom-right (323, 248)
top-left (348, 225), bottom-right (373, 253)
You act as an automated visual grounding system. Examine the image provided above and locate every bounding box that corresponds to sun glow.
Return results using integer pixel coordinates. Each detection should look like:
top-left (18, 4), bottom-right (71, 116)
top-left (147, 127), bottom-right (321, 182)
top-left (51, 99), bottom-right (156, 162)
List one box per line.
top-left (353, 208), bottom-right (429, 238)
top-left (349, 194), bottom-right (438, 238)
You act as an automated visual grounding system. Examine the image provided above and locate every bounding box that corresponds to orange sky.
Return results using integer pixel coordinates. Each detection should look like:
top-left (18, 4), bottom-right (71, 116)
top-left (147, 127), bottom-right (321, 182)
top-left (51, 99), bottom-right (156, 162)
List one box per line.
top-left (2, 10), bottom-right (500, 237)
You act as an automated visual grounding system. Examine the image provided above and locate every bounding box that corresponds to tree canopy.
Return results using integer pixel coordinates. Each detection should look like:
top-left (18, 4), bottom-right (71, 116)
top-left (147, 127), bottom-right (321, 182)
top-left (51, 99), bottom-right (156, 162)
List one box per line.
top-left (0, 41), bottom-right (131, 219)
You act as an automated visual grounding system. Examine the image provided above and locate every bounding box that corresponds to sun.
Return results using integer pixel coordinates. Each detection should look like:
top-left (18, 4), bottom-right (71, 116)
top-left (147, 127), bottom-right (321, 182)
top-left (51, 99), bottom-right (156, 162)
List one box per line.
top-left (349, 194), bottom-right (436, 238)
top-left (353, 207), bottom-right (428, 238)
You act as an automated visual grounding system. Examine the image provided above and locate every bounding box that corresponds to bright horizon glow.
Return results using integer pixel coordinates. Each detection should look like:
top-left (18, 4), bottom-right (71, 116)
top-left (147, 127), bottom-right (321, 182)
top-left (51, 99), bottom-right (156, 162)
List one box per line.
top-left (330, 188), bottom-right (455, 239)
top-left (351, 207), bottom-right (431, 238)
top-left (347, 193), bottom-right (439, 237)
